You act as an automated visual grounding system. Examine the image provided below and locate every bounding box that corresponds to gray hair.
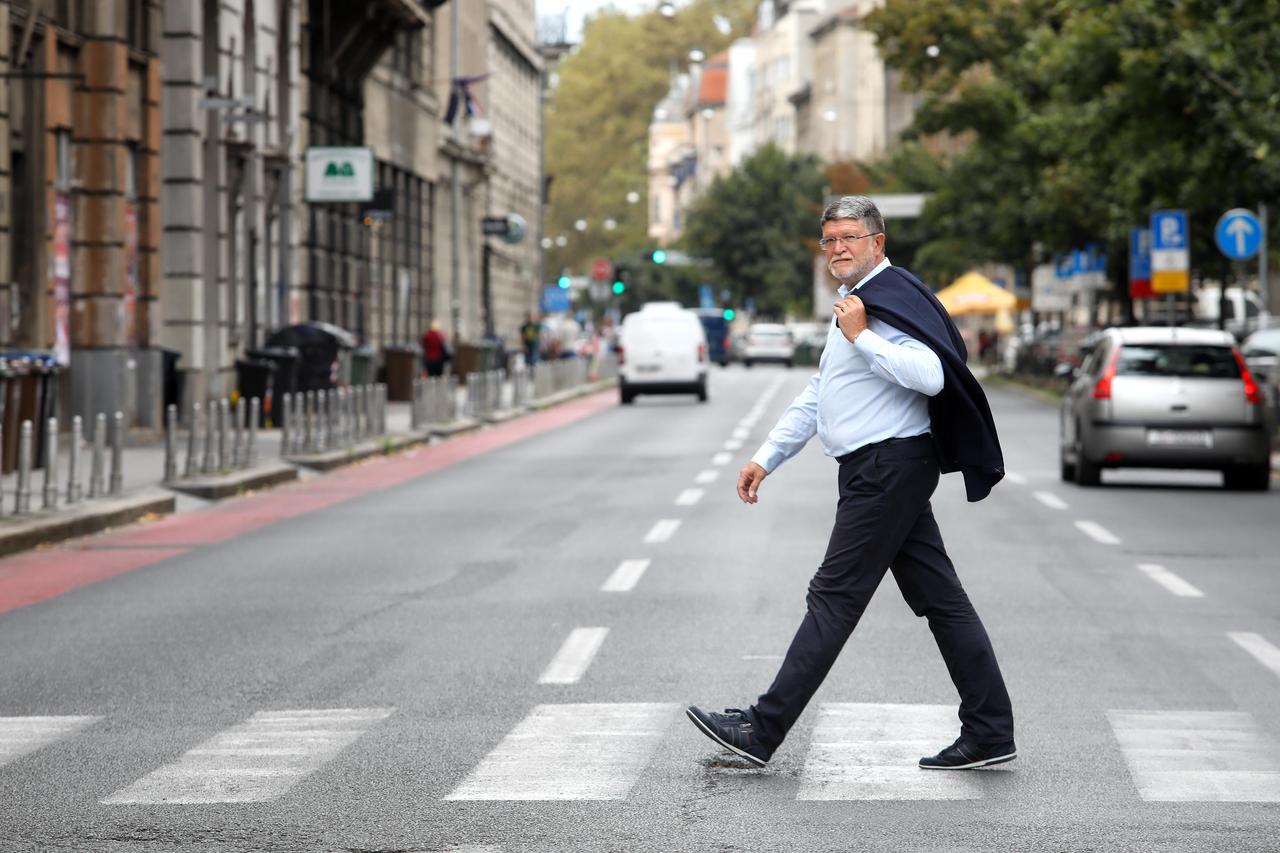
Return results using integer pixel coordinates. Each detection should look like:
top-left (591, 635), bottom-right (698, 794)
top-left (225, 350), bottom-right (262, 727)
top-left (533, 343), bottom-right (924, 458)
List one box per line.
top-left (820, 195), bottom-right (885, 237)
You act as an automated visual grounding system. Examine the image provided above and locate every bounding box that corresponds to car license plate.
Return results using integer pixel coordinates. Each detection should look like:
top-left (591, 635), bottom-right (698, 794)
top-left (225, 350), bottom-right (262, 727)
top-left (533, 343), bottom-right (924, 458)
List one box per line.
top-left (636, 364), bottom-right (662, 374)
top-left (1146, 429), bottom-right (1213, 448)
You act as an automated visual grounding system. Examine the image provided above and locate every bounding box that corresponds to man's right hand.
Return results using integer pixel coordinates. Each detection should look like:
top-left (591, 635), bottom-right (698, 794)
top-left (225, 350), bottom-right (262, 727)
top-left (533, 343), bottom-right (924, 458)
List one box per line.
top-left (737, 462), bottom-right (768, 504)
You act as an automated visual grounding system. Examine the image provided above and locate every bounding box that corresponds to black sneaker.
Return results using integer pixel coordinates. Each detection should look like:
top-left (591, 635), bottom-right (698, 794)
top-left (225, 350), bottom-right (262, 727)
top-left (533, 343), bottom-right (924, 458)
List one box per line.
top-left (919, 737), bottom-right (1017, 770)
top-left (686, 706), bottom-right (772, 767)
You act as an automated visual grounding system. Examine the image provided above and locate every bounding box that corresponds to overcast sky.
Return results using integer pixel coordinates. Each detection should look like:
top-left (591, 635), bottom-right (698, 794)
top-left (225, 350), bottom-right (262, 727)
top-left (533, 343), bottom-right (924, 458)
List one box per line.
top-left (536, 0), bottom-right (657, 42)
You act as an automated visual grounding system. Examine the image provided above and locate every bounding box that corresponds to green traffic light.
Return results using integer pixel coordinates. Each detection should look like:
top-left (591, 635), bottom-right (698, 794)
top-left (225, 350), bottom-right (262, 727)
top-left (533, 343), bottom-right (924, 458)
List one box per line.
top-left (723, 308), bottom-right (735, 321)
top-left (612, 281), bottom-right (625, 294)
top-left (652, 249), bottom-right (667, 265)
top-left (557, 275), bottom-right (571, 289)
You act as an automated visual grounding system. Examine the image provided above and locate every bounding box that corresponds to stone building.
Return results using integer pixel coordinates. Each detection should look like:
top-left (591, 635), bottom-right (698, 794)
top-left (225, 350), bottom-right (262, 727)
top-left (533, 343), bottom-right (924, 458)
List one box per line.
top-left (1, 0), bottom-right (164, 428)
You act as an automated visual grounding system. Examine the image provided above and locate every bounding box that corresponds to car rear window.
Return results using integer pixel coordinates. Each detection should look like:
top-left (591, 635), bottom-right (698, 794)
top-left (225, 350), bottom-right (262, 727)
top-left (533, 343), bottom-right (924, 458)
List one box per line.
top-left (1116, 344), bottom-right (1240, 379)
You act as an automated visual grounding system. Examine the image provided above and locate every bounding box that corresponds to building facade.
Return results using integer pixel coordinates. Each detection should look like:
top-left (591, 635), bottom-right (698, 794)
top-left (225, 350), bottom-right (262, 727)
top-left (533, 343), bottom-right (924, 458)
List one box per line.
top-left (0, 0), bottom-right (545, 431)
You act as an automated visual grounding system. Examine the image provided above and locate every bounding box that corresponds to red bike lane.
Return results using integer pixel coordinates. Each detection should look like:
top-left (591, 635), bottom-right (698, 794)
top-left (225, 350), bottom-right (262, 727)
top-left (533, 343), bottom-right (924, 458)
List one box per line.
top-left (0, 391), bottom-right (617, 616)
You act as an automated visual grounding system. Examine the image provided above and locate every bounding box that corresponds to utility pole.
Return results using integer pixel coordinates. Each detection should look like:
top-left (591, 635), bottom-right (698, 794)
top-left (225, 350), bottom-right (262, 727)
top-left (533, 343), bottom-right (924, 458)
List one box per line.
top-left (449, 4), bottom-right (463, 346)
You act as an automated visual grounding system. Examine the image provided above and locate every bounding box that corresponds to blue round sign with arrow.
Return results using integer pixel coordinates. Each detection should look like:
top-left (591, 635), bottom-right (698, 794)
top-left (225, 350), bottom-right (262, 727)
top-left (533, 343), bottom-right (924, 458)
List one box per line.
top-left (1214, 208), bottom-right (1263, 261)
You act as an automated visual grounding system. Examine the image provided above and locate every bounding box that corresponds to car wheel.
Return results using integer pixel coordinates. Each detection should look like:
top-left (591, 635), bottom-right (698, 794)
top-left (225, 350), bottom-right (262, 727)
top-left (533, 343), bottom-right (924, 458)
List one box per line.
top-left (1075, 452), bottom-right (1101, 487)
top-left (1059, 452), bottom-right (1076, 483)
top-left (696, 381), bottom-right (708, 403)
top-left (1223, 464), bottom-right (1271, 491)
top-left (743, 359), bottom-right (753, 368)
top-left (620, 384), bottom-right (635, 405)
top-left (785, 359), bottom-right (794, 369)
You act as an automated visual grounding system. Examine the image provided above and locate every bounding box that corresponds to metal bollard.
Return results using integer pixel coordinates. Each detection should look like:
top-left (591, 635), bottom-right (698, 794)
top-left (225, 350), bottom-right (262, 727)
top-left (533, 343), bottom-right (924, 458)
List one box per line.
top-left (67, 415), bottom-right (83, 504)
top-left (89, 413), bottom-right (107, 498)
top-left (217, 398), bottom-right (229, 471)
top-left (0, 423), bottom-right (5, 516)
top-left (303, 390), bottom-right (315, 452)
top-left (15, 420), bottom-right (32, 514)
top-left (379, 384), bottom-right (388, 435)
top-left (202, 400), bottom-right (218, 475)
top-left (280, 392), bottom-right (291, 458)
top-left (231, 397), bottom-right (244, 469)
top-left (247, 397), bottom-right (259, 467)
top-left (109, 411), bottom-right (124, 496)
top-left (185, 401), bottom-right (202, 477)
top-left (164, 404), bottom-right (178, 482)
top-left (42, 417), bottom-right (58, 510)
top-left (353, 385), bottom-right (364, 441)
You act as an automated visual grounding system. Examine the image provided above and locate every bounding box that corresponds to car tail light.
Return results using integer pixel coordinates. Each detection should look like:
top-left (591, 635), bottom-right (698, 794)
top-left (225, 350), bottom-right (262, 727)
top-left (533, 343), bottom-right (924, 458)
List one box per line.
top-left (1092, 348), bottom-right (1120, 399)
top-left (615, 344), bottom-right (625, 366)
top-left (698, 343), bottom-right (707, 362)
top-left (1232, 348), bottom-right (1264, 405)
top-left (722, 335), bottom-right (730, 351)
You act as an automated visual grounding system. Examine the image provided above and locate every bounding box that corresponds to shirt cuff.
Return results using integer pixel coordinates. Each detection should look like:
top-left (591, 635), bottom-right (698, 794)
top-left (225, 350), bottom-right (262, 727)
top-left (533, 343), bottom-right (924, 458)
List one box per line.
top-left (852, 327), bottom-right (888, 355)
top-left (751, 442), bottom-right (787, 474)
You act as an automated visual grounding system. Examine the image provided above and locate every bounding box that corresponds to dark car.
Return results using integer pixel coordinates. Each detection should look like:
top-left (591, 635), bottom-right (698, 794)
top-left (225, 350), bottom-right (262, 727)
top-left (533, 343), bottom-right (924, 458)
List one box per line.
top-left (692, 308), bottom-right (732, 367)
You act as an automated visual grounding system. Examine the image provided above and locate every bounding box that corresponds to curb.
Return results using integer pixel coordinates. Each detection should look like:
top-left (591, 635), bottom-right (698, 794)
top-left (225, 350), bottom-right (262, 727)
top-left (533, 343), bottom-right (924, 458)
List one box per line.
top-left (165, 461), bottom-right (300, 500)
top-left (287, 432), bottom-right (427, 472)
top-left (0, 490), bottom-right (176, 559)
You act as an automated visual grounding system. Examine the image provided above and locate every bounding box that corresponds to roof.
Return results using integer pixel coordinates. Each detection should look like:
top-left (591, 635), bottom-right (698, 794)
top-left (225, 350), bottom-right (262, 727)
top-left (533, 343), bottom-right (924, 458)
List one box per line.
top-left (697, 56), bottom-right (728, 106)
top-left (1109, 326), bottom-right (1237, 346)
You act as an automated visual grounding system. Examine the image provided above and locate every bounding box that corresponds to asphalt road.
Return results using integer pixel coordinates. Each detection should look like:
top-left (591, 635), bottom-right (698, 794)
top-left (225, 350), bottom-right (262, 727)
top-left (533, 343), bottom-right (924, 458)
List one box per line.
top-left (2, 366), bottom-right (1279, 852)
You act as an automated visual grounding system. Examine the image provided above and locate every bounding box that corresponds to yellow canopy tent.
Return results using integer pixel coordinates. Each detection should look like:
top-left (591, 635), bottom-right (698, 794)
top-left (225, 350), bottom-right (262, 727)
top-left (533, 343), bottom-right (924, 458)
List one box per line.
top-left (935, 272), bottom-right (1017, 315)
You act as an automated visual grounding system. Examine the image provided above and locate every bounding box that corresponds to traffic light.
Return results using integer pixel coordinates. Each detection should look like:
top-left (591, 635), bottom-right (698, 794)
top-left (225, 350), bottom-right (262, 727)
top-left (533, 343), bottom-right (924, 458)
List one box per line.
top-left (650, 249), bottom-right (667, 265)
top-left (557, 274), bottom-right (571, 289)
top-left (612, 281), bottom-right (626, 295)
top-left (723, 308), bottom-right (735, 321)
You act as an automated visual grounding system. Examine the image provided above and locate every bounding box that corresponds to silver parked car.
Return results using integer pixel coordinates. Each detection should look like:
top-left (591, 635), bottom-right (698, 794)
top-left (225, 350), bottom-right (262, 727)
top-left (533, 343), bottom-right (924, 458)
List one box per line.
top-left (1059, 326), bottom-right (1271, 490)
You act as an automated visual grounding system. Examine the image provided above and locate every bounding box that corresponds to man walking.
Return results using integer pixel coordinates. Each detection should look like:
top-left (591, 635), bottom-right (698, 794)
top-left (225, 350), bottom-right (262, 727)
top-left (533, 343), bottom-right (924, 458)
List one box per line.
top-left (687, 196), bottom-right (1015, 771)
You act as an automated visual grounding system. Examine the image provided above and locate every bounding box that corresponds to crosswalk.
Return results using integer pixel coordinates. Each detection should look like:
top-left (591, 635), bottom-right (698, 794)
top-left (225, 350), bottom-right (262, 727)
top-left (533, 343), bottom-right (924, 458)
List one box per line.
top-left (4, 703), bottom-right (1280, 805)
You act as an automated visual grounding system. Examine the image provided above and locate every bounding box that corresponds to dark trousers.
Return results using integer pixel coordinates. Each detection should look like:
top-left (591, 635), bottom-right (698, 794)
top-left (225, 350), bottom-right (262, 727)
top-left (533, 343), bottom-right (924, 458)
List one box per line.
top-left (748, 434), bottom-right (1014, 749)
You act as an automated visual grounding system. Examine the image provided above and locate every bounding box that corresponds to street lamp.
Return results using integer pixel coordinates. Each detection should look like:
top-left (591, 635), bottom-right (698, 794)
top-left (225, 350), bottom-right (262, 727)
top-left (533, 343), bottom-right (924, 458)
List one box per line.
top-left (574, 219), bottom-right (588, 231)
top-left (541, 237), bottom-right (553, 249)
top-left (689, 48), bottom-right (706, 63)
top-left (925, 44), bottom-right (941, 58)
top-left (627, 191), bottom-right (640, 204)
top-left (658, 2), bottom-right (676, 18)
top-left (604, 218), bottom-right (617, 231)
top-left (555, 235), bottom-right (568, 247)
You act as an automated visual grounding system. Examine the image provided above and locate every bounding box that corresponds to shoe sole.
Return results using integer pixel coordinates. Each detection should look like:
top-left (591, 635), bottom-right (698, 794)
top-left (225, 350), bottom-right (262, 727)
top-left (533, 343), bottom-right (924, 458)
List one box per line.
top-left (685, 708), bottom-right (768, 768)
top-left (919, 750), bottom-right (1017, 770)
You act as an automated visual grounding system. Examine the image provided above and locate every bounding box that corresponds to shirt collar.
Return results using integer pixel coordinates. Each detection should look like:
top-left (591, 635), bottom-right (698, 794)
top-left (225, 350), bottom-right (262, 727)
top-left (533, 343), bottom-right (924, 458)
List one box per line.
top-left (837, 257), bottom-right (891, 297)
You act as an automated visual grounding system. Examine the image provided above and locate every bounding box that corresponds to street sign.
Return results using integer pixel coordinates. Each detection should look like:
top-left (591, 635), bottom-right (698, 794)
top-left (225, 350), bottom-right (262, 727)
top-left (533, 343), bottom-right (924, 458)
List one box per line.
top-left (1150, 209), bottom-right (1189, 293)
top-left (590, 258), bottom-right (613, 281)
top-left (1033, 263), bottom-right (1071, 312)
top-left (481, 216), bottom-right (509, 236)
top-left (1129, 227), bottom-right (1153, 298)
top-left (1214, 208), bottom-right (1262, 261)
top-left (541, 285), bottom-right (571, 314)
top-left (305, 147), bottom-right (374, 203)
top-left (481, 213), bottom-right (528, 244)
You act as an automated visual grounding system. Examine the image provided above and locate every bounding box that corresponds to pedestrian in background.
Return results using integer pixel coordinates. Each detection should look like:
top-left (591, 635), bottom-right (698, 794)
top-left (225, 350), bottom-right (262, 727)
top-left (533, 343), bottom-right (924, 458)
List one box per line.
top-left (520, 313), bottom-right (543, 366)
top-left (687, 195), bottom-right (1016, 772)
top-left (421, 321), bottom-right (451, 378)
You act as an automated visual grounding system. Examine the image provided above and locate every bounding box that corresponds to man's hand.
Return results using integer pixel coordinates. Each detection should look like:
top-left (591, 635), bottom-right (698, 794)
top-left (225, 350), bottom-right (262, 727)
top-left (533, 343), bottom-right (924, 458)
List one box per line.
top-left (834, 294), bottom-right (868, 344)
top-left (737, 462), bottom-right (768, 504)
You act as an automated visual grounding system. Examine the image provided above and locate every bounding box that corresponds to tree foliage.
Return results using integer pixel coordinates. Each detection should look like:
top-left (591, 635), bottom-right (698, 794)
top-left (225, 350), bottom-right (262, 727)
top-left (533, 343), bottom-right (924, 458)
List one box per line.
top-left (542, 0), bottom-right (754, 280)
top-left (864, 0), bottom-right (1280, 294)
top-left (682, 144), bottom-right (826, 318)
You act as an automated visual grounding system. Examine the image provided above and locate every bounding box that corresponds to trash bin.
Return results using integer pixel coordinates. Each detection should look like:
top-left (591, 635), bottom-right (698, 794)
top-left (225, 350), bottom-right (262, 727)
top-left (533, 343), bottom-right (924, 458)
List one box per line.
top-left (351, 344), bottom-right (376, 386)
top-left (263, 322), bottom-right (356, 392)
top-left (452, 340), bottom-right (497, 383)
top-left (382, 345), bottom-right (419, 401)
top-left (246, 346), bottom-right (300, 427)
top-left (0, 352), bottom-right (60, 470)
top-left (235, 358), bottom-right (277, 420)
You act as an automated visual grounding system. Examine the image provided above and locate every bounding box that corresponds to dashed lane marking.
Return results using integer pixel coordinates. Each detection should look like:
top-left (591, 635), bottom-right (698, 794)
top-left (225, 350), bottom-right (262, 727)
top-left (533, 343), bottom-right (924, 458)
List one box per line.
top-left (1032, 491), bottom-right (1068, 510)
top-left (694, 469), bottom-right (719, 485)
top-left (643, 519), bottom-right (681, 543)
top-left (1137, 563), bottom-right (1204, 598)
top-left (675, 488), bottom-right (704, 507)
top-left (601, 559), bottom-right (650, 593)
top-left (711, 452), bottom-right (733, 466)
top-left (1228, 632), bottom-right (1280, 681)
top-left (1075, 520), bottom-right (1122, 545)
top-left (445, 703), bottom-right (676, 801)
top-left (538, 628), bottom-right (609, 685)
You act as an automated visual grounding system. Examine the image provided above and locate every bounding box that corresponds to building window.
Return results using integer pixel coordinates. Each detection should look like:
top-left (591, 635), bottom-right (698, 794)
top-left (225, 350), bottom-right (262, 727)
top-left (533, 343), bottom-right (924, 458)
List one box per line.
top-left (127, 0), bottom-right (152, 53)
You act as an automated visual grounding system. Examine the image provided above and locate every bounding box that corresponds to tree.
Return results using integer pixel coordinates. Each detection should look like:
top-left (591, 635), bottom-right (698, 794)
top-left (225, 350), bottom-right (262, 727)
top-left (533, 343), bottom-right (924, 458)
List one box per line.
top-left (682, 145), bottom-right (826, 318)
top-left (542, 0), bottom-right (754, 279)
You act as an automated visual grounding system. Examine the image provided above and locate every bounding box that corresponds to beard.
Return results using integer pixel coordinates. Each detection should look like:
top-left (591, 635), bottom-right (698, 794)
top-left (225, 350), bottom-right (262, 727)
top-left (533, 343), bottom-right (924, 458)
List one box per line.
top-left (828, 255), bottom-right (874, 285)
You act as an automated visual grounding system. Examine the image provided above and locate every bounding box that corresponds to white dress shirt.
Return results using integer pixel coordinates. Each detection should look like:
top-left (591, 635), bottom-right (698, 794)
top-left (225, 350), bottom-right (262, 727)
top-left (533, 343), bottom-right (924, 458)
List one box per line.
top-left (750, 258), bottom-right (944, 473)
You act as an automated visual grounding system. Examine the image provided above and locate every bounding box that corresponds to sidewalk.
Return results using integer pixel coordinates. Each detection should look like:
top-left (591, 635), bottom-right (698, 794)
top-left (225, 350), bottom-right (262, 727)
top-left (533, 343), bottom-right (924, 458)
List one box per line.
top-left (0, 370), bottom-right (617, 559)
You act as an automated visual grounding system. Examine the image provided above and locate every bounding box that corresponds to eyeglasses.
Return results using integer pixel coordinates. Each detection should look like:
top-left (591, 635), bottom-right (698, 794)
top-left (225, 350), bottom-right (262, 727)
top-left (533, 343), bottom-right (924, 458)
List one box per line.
top-left (818, 232), bottom-right (882, 252)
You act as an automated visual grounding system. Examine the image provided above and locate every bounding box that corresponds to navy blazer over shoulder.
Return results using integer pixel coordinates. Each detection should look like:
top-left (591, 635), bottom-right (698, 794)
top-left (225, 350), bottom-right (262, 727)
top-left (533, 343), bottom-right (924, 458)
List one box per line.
top-left (855, 265), bottom-right (1005, 502)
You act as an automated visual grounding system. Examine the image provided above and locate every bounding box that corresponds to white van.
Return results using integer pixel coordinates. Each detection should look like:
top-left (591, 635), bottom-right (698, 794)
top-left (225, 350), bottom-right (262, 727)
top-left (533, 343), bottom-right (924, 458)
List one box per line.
top-left (617, 304), bottom-right (709, 404)
top-left (1193, 287), bottom-right (1270, 339)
